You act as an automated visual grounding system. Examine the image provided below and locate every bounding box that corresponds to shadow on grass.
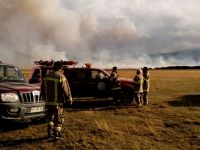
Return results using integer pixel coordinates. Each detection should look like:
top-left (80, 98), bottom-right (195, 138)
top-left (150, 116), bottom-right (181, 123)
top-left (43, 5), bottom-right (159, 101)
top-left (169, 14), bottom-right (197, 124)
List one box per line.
top-left (0, 122), bottom-right (29, 132)
top-left (66, 98), bottom-right (135, 111)
top-left (0, 118), bottom-right (46, 132)
top-left (0, 135), bottom-right (48, 148)
top-left (0, 99), bottom-right (134, 132)
top-left (168, 95), bottom-right (200, 107)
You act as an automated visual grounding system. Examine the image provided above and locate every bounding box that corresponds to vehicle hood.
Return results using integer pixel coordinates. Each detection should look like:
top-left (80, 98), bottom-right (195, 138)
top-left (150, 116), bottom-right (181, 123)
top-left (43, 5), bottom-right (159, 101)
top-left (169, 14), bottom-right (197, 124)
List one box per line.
top-left (119, 78), bottom-right (133, 84)
top-left (0, 82), bottom-right (40, 92)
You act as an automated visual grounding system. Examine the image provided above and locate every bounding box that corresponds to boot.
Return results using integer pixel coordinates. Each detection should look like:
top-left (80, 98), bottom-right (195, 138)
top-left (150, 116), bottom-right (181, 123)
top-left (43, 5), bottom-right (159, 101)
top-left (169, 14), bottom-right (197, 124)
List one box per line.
top-left (54, 131), bottom-right (64, 140)
top-left (47, 126), bottom-right (54, 138)
top-left (48, 131), bottom-right (54, 139)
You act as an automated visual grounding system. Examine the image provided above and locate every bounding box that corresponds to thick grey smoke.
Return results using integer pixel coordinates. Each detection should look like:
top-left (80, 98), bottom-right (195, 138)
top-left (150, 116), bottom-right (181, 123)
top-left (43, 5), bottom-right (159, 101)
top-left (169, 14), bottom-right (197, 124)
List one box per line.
top-left (0, 0), bottom-right (200, 68)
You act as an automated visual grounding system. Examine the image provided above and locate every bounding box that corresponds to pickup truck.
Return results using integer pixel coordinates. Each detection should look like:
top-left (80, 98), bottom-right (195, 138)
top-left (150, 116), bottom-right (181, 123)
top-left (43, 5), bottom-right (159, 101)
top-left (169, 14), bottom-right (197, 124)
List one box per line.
top-left (0, 61), bottom-right (46, 123)
top-left (29, 60), bottom-right (134, 104)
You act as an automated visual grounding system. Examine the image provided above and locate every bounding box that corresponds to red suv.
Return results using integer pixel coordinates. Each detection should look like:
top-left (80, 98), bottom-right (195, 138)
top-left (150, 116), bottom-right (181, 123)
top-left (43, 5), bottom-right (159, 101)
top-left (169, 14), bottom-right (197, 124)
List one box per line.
top-left (29, 60), bottom-right (134, 104)
top-left (0, 61), bottom-right (46, 122)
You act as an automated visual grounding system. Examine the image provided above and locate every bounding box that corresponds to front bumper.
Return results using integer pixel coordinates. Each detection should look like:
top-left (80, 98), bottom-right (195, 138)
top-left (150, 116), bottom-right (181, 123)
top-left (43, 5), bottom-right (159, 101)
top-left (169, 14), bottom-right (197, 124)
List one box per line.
top-left (0, 102), bottom-right (47, 122)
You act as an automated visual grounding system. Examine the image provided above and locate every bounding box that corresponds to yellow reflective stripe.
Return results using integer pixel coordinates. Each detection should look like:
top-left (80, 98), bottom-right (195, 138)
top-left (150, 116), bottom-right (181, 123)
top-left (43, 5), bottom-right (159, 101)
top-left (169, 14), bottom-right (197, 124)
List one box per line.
top-left (44, 78), bottom-right (57, 102)
top-left (44, 76), bottom-right (66, 83)
top-left (48, 121), bottom-right (54, 126)
top-left (46, 102), bottom-right (63, 105)
top-left (134, 80), bottom-right (143, 84)
top-left (44, 77), bottom-right (60, 83)
top-left (111, 88), bottom-right (121, 91)
top-left (55, 81), bottom-right (58, 101)
top-left (61, 77), bottom-right (66, 82)
top-left (44, 76), bottom-right (66, 102)
top-left (55, 127), bottom-right (62, 132)
top-left (44, 80), bottom-right (48, 101)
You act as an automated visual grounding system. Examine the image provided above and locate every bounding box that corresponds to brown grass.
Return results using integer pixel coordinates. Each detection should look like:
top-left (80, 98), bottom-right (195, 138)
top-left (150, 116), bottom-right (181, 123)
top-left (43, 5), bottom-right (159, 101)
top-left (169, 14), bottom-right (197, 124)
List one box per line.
top-left (0, 69), bottom-right (199, 150)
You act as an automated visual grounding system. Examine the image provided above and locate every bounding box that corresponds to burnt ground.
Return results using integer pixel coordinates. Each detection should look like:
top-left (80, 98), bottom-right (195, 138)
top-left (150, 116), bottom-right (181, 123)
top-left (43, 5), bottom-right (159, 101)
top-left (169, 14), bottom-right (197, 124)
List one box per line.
top-left (168, 95), bottom-right (200, 107)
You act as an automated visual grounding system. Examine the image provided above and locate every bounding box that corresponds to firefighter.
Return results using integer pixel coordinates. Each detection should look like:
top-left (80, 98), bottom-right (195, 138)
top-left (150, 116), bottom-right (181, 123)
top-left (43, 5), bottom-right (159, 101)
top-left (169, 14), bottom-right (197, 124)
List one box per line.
top-left (95, 71), bottom-right (104, 80)
top-left (41, 61), bottom-right (73, 139)
top-left (143, 67), bottom-right (150, 105)
top-left (110, 66), bottom-right (121, 104)
top-left (133, 68), bottom-right (143, 107)
top-left (110, 66), bottom-right (119, 81)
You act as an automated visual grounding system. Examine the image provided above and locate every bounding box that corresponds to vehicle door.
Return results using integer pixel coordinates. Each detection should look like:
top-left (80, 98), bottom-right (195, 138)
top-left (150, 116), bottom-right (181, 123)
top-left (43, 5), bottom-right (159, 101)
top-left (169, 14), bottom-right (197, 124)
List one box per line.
top-left (65, 68), bottom-right (98, 97)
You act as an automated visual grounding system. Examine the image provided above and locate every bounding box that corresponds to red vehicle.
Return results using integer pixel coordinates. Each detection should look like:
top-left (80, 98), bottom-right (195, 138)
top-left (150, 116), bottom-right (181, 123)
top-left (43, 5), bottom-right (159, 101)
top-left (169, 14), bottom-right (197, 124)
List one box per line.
top-left (29, 60), bottom-right (134, 104)
top-left (0, 61), bottom-right (46, 123)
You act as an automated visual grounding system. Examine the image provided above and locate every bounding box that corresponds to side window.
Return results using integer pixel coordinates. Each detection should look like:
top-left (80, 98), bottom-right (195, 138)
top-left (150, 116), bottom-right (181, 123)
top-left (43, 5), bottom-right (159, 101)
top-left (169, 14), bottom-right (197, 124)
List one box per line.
top-left (32, 69), bottom-right (40, 79)
top-left (7, 67), bottom-right (15, 77)
top-left (0, 66), bottom-right (4, 79)
top-left (85, 70), bottom-right (92, 80)
top-left (93, 70), bottom-right (105, 79)
top-left (91, 71), bottom-right (97, 79)
top-left (67, 70), bottom-right (87, 80)
top-left (5, 66), bottom-right (24, 80)
top-left (76, 70), bottom-right (86, 79)
top-left (42, 69), bottom-right (51, 77)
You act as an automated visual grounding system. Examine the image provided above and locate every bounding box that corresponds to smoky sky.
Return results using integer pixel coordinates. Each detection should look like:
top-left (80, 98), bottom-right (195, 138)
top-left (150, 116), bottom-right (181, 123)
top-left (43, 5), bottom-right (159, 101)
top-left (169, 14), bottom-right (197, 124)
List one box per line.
top-left (0, 0), bottom-right (200, 68)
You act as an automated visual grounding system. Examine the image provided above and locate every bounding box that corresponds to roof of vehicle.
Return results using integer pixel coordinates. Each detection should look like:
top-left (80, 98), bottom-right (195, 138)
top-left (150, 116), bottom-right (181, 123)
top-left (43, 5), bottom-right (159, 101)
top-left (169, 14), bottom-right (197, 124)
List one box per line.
top-left (0, 61), bottom-right (16, 67)
top-left (34, 60), bottom-right (78, 67)
top-left (33, 60), bottom-right (109, 74)
top-left (34, 60), bottom-right (99, 69)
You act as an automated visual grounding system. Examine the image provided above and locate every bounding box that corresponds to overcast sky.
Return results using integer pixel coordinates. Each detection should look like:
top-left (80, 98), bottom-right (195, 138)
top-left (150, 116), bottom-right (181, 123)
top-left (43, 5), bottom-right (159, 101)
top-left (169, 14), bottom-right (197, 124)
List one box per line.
top-left (0, 0), bottom-right (200, 68)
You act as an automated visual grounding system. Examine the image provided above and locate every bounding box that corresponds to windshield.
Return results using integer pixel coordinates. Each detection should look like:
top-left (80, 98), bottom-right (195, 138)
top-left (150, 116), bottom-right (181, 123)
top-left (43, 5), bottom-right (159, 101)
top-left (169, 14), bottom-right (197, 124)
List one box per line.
top-left (0, 65), bottom-right (25, 83)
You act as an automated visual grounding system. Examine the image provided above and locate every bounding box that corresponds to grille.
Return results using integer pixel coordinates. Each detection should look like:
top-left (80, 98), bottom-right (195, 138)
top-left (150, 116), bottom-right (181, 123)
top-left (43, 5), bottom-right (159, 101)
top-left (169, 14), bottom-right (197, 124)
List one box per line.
top-left (21, 92), bottom-right (41, 103)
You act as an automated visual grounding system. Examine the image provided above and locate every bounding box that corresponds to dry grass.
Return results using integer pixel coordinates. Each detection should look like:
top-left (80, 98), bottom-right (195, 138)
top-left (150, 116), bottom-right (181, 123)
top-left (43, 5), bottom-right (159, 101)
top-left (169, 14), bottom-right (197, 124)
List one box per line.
top-left (0, 69), bottom-right (199, 150)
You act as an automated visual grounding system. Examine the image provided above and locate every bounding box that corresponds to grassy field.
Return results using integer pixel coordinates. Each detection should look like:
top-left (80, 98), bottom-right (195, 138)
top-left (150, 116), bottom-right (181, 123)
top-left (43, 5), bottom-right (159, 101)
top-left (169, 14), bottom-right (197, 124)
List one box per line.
top-left (0, 69), bottom-right (199, 150)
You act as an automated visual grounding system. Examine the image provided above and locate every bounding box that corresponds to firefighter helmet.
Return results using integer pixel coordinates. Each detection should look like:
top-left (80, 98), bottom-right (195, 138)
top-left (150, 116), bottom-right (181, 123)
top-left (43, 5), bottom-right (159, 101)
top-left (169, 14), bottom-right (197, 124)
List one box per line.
top-left (136, 68), bottom-right (142, 74)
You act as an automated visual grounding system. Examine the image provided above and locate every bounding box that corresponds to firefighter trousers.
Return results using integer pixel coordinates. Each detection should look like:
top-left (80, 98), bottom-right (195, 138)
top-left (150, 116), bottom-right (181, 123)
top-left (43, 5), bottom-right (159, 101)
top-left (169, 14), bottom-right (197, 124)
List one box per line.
top-left (46, 105), bottom-right (64, 137)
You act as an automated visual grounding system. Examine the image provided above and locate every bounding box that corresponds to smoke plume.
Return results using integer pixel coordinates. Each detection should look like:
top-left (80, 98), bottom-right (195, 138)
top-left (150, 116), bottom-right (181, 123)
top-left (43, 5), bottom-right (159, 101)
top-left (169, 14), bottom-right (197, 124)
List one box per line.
top-left (0, 0), bottom-right (200, 68)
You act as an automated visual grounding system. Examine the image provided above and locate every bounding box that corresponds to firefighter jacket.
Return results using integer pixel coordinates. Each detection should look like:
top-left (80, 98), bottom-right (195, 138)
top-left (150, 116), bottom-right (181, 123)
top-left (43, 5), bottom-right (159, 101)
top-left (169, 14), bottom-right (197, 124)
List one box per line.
top-left (110, 71), bottom-right (119, 82)
top-left (143, 73), bottom-right (150, 92)
top-left (42, 71), bottom-right (72, 106)
top-left (133, 74), bottom-right (143, 93)
top-left (110, 71), bottom-right (120, 90)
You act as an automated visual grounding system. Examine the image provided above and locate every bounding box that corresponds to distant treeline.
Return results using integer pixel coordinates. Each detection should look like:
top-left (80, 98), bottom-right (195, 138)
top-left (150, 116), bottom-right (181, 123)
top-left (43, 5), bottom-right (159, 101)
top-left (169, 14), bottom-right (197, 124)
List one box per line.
top-left (155, 66), bottom-right (200, 69)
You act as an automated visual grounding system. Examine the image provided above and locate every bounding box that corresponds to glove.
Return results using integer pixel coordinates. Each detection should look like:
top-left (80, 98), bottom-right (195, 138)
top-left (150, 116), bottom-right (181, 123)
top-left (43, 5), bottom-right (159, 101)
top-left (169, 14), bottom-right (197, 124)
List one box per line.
top-left (68, 96), bottom-right (73, 105)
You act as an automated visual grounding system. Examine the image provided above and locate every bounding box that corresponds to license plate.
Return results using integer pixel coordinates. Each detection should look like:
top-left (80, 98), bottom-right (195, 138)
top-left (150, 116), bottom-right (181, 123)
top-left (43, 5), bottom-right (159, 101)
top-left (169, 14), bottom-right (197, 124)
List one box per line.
top-left (31, 106), bottom-right (44, 113)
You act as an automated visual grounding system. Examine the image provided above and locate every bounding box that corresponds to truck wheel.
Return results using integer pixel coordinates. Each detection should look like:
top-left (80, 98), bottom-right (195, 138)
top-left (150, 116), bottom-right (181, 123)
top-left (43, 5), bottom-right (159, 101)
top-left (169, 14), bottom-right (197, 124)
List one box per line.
top-left (120, 89), bottom-right (134, 104)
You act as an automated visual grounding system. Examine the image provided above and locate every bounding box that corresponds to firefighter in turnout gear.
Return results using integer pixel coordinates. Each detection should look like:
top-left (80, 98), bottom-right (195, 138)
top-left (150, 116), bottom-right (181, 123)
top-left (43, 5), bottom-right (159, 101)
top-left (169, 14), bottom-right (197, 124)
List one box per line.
top-left (133, 68), bottom-right (143, 107)
top-left (41, 61), bottom-right (73, 139)
top-left (143, 67), bottom-right (150, 105)
top-left (110, 66), bottom-right (121, 104)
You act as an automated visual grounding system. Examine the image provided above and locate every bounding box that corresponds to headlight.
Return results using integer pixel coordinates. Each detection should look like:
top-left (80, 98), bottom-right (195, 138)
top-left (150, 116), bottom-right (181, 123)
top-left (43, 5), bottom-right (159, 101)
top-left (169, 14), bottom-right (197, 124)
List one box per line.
top-left (1, 93), bottom-right (19, 102)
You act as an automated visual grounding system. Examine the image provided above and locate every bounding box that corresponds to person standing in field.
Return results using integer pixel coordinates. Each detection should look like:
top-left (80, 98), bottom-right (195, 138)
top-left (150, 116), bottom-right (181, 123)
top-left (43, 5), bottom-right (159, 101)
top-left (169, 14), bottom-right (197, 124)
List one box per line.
top-left (110, 66), bottom-right (119, 81)
top-left (41, 61), bottom-right (73, 140)
top-left (133, 68), bottom-right (143, 107)
top-left (110, 66), bottom-right (121, 104)
top-left (143, 67), bottom-right (150, 105)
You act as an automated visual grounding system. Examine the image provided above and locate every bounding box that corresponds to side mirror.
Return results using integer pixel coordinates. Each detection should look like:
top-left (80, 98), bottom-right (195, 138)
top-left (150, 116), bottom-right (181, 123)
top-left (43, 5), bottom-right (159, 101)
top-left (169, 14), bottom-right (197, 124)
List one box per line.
top-left (104, 75), bottom-right (109, 79)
